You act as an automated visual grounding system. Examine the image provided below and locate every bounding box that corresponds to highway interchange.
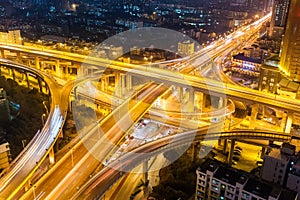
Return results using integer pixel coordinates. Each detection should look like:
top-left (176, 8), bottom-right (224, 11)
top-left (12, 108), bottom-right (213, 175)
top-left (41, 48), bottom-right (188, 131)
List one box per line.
top-left (0, 12), bottom-right (299, 199)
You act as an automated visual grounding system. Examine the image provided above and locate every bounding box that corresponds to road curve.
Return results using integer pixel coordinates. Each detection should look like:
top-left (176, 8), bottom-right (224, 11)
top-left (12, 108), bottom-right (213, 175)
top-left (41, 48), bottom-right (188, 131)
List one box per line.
top-left (0, 59), bottom-right (72, 200)
top-left (73, 127), bottom-right (290, 199)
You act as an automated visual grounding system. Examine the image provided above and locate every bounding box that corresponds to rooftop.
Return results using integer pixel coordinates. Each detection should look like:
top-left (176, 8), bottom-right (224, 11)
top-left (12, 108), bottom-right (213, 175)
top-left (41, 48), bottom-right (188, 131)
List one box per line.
top-left (268, 148), bottom-right (290, 163)
top-left (243, 177), bottom-right (273, 199)
top-left (214, 166), bottom-right (247, 186)
top-left (198, 159), bottom-right (221, 174)
top-left (233, 53), bottom-right (263, 64)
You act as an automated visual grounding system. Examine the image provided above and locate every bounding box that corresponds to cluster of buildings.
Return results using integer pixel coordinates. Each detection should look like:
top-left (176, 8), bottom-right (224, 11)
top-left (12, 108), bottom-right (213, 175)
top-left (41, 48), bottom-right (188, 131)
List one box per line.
top-left (222, 0), bottom-right (300, 100)
top-left (195, 142), bottom-right (300, 200)
top-left (0, 0), bottom-right (270, 44)
top-left (0, 88), bottom-right (12, 171)
top-left (259, 0), bottom-right (300, 98)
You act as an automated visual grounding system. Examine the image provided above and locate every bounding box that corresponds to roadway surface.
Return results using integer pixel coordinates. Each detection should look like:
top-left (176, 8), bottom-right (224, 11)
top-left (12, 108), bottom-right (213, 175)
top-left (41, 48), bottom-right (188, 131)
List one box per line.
top-left (0, 59), bottom-right (72, 200)
top-left (2, 14), bottom-right (299, 114)
top-left (1, 13), bottom-right (294, 199)
top-left (72, 127), bottom-right (291, 199)
top-left (19, 82), bottom-right (168, 200)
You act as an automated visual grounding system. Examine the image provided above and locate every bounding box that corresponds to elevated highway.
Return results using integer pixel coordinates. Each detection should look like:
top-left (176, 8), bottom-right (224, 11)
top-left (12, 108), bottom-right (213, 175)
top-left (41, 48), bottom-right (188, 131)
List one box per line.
top-left (0, 59), bottom-right (72, 200)
top-left (2, 14), bottom-right (298, 114)
top-left (1, 13), bottom-right (296, 199)
top-left (72, 128), bottom-right (291, 200)
top-left (19, 82), bottom-right (169, 200)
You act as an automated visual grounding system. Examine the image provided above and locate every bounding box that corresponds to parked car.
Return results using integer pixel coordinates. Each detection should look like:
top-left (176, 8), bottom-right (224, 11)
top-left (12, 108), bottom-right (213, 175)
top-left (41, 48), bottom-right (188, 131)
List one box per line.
top-left (234, 149), bottom-right (242, 153)
top-left (235, 146), bottom-right (242, 151)
top-left (233, 151), bottom-right (241, 156)
top-left (232, 156), bottom-right (240, 162)
top-left (256, 161), bottom-right (263, 167)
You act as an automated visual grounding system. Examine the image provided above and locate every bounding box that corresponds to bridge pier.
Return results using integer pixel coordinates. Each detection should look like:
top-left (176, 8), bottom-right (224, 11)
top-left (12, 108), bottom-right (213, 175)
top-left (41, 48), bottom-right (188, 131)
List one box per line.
top-left (261, 146), bottom-right (266, 159)
top-left (24, 179), bottom-right (32, 192)
top-left (121, 74), bottom-right (126, 95)
top-left (99, 75), bottom-right (109, 92)
top-left (55, 60), bottom-right (62, 77)
top-left (143, 160), bottom-right (149, 184)
top-left (25, 72), bottom-right (30, 88)
top-left (227, 139), bottom-right (235, 166)
top-left (35, 57), bottom-right (40, 69)
top-left (177, 86), bottom-right (183, 103)
top-left (11, 68), bottom-right (16, 81)
top-left (218, 97), bottom-right (225, 109)
top-left (281, 112), bottom-right (293, 133)
top-left (186, 88), bottom-right (195, 112)
top-left (114, 72), bottom-right (121, 97)
top-left (190, 142), bottom-right (201, 161)
top-left (49, 147), bottom-right (55, 165)
top-left (16, 52), bottom-right (21, 62)
top-left (249, 104), bottom-right (258, 129)
top-left (196, 92), bottom-right (206, 112)
top-left (37, 77), bottom-right (43, 93)
top-left (126, 74), bottom-right (132, 91)
top-left (223, 139), bottom-right (227, 154)
top-left (0, 49), bottom-right (5, 58)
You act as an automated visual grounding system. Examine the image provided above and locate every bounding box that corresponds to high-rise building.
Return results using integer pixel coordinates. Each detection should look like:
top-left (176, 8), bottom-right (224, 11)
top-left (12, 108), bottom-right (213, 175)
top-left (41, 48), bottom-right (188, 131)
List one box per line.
top-left (279, 0), bottom-right (300, 81)
top-left (32, 0), bottom-right (48, 6)
top-left (268, 0), bottom-right (290, 38)
top-left (195, 159), bottom-right (298, 200)
top-left (0, 88), bottom-right (10, 125)
top-left (0, 142), bottom-right (11, 170)
top-left (178, 40), bottom-right (195, 56)
top-left (51, 0), bottom-right (70, 11)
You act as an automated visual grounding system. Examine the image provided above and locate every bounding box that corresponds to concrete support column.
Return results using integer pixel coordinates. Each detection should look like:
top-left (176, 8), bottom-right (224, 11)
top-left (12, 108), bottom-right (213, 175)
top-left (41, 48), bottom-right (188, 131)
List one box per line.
top-left (65, 66), bottom-right (69, 76)
top-left (11, 68), bottom-right (15, 81)
top-left (143, 160), bottom-right (149, 184)
top-left (218, 139), bottom-right (222, 146)
top-left (249, 104), bottom-right (258, 129)
top-left (281, 112), bottom-right (287, 132)
top-left (115, 72), bottom-right (121, 97)
top-left (227, 139), bottom-right (235, 166)
top-left (261, 147), bottom-right (266, 159)
top-left (24, 179), bottom-right (32, 191)
top-left (285, 114), bottom-right (293, 133)
top-left (186, 89), bottom-right (195, 112)
top-left (121, 74), bottom-right (126, 96)
top-left (223, 139), bottom-right (227, 154)
top-left (0, 49), bottom-right (5, 58)
top-left (25, 73), bottom-right (30, 88)
top-left (40, 61), bottom-right (45, 71)
top-left (16, 52), bottom-right (21, 62)
top-left (218, 97), bottom-right (224, 109)
top-left (55, 60), bottom-right (61, 77)
top-left (100, 77), bottom-right (106, 92)
top-left (49, 147), bottom-right (55, 165)
top-left (177, 86), bottom-right (183, 103)
top-left (126, 75), bottom-right (132, 91)
top-left (281, 112), bottom-right (293, 133)
top-left (197, 92), bottom-right (206, 112)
